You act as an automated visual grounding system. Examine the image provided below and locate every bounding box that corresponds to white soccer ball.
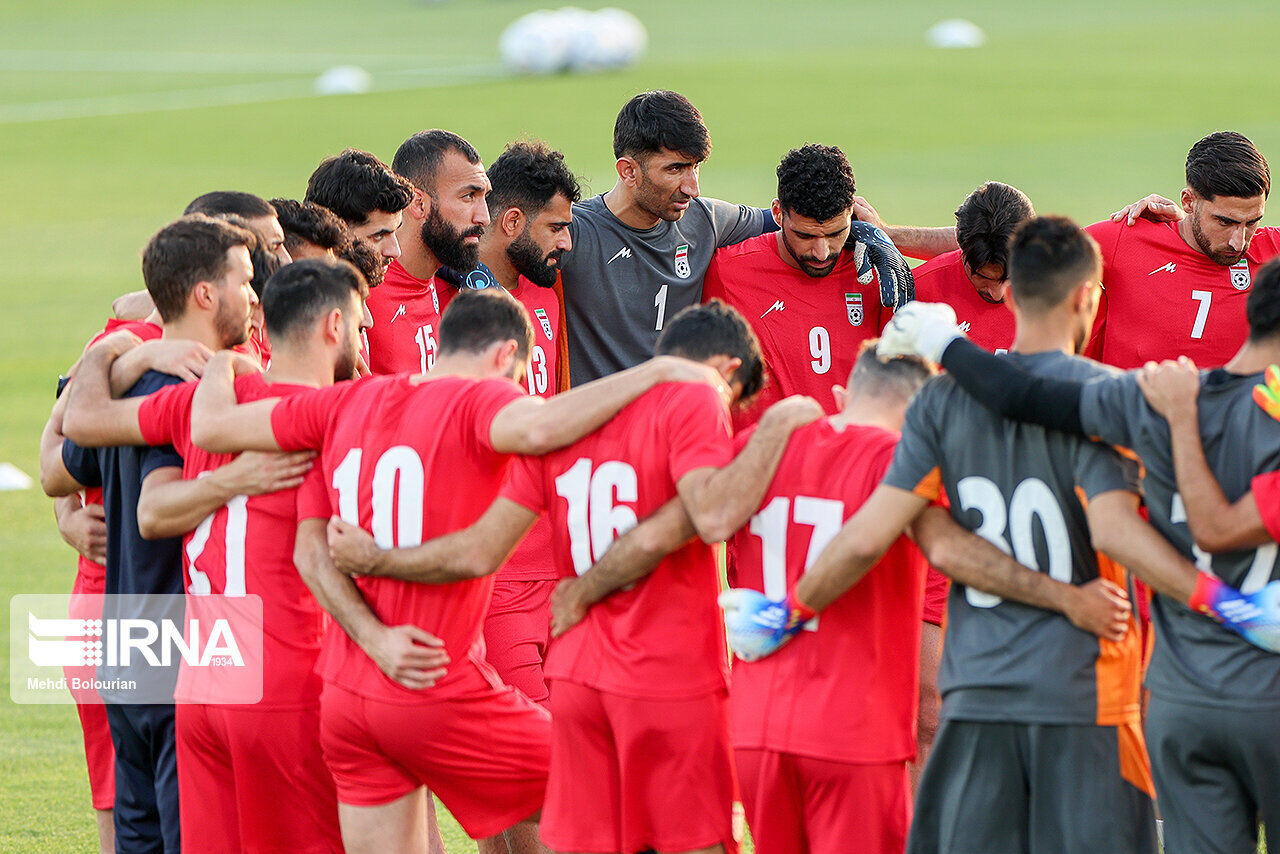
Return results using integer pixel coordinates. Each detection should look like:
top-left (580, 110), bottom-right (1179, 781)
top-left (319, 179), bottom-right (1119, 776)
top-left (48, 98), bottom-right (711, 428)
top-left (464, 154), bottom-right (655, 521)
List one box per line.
top-left (558, 7), bottom-right (603, 72)
top-left (500, 11), bottom-right (572, 75)
top-left (314, 66), bottom-right (373, 95)
top-left (588, 8), bottom-right (648, 69)
top-left (925, 18), bottom-right (987, 49)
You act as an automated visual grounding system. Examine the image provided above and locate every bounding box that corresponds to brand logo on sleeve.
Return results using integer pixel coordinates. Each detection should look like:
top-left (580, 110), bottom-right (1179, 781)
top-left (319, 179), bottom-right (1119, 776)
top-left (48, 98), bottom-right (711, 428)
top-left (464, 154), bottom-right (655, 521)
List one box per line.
top-left (1231, 260), bottom-right (1252, 290)
top-left (534, 308), bottom-right (554, 341)
top-left (607, 247), bottom-right (632, 264)
top-left (761, 300), bottom-right (785, 318)
top-left (389, 304), bottom-right (407, 323)
top-left (1147, 262), bottom-right (1177, 275)
top-left (845, 292), bottom-right (864, 326)
top-left (674, 244), bottom-right (691, 279)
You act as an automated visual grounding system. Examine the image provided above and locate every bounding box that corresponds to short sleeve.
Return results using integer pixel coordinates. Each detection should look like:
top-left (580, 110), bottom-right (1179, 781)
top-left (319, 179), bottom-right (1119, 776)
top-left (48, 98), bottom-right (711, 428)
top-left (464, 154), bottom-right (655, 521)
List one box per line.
top-left (139, 443), bottom-right (183, 480)
top-left (702, 250), bottom-right (726, 302)
top-left (1078, 373), bottom-right (1144, 449)
top-left (1251, 469), bottom-right (1280, 543)
top-left (295, 466), bottom-right (330, 523)
top-left (61, 440), bottom-right (101, 489)
top-left (500, 455), bottom-right (547, 515)
top-left (665, 384), bottom-right (733, 483)
top-left (882, 383), bottom-right (946, 500)
top-left (465, 379), bottom-right (526, 453)
top-left (1072, 437), bottom-right (1141, 502)
top-left (271, 382), bottom-right (354, 452)
top-left (704, 199), bottom-right (774, 248)
top-left (137, 382), bottom-right (196, 455)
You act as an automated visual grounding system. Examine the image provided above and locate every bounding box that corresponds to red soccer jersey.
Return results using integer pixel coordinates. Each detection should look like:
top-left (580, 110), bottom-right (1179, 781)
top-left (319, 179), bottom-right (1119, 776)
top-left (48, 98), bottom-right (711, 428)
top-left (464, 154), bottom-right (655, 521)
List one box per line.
top-left (498, 275), bottom-right (567, 583)
top-left (727, 419), bottom-right (926, 764)
top-left (1251, 469), bottom-right (1280, 542)
top-left (137, 374), bottom-right (325, 708)
top-left (273, 373), bottom-right (525, 701)
top-left (703, 232), bottom-right (890, 432)
top-left (364, 260), bottom-right (445, 375)
top-left (501, 382), bottom-right (735, 699)
top-left (912, 250), bottom-right (1016, 353)
top-left (1083, 220), bottom-right (1280, 369)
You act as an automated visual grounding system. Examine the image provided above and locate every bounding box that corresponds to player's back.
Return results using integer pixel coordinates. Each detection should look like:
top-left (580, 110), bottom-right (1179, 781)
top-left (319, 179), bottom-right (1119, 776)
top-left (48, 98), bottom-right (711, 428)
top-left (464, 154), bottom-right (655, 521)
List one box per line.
top-left (885, 351), bottom-right (1143, 726)
top-left (729, 419), bottom-right (926, 763)
top-left (1082, 368), bottom-right (1280, 705)
top-left (311, 372), bottom-right (523, 700)
top-left (506, 381), bottom-right (732, 699)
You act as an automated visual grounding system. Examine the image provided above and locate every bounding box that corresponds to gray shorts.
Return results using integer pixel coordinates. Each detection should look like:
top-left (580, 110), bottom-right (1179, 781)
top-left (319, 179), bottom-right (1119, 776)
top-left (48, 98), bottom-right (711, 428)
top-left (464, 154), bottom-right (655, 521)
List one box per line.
top-left (1146, 694), bottom-right (1280, 854)
top-left (906, 718), bottom-right (1156, 854)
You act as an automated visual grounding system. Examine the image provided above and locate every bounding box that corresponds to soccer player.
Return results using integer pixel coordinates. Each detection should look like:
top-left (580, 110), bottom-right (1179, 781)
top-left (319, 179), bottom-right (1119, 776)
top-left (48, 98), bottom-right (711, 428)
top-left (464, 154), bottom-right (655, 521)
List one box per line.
top-left (884, 264), bottom-right (1280, 854)
top-left (40, 214), bottom-right (259, 854)
top-left (911, 181), bottom-right (1033, 353)
top-left (356, 129), bottom-right (492, 375)
top-left (304, 147), bottom-right (414, 266)
top-left (183, 287), bottom-right (726, 854)
top-left (58, 258), bottom-right (376, 854)
top-left (270, 197), bottom-right (352, 261)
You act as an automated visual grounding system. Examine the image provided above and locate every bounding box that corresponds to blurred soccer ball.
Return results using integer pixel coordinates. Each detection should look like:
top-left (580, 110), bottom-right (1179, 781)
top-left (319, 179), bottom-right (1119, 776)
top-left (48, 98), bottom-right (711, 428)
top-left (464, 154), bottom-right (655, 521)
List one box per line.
top-left (925, 19), bottom-right (986, 49)
top-left (314, 66), bottom-right (373, 95)
top-left (500, 7), bottom-right (648, 75)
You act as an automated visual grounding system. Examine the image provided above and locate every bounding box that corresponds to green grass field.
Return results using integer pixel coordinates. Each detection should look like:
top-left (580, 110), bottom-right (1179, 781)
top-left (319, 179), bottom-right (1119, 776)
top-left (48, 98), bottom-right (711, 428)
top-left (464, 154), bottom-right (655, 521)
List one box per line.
top-left (3, 0), bottom-right (1280, 849)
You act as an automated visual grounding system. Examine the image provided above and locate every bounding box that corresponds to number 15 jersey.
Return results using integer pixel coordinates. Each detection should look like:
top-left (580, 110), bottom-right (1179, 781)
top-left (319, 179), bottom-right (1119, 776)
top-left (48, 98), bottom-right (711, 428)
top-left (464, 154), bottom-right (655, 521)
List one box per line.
top-left (881, 350), bottom-right (1144, 727)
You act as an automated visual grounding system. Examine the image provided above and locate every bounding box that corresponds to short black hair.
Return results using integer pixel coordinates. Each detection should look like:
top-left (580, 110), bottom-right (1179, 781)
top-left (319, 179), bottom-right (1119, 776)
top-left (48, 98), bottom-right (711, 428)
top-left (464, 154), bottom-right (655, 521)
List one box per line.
top-left (1186, 132), bottom-right (1270, 200)
top-left (776, 144), bottom-right (856, 223)
top-left (142, 214), bottom-right (257, 322)
top-left (219, 213), bottom-right (284, 298)
top-left (655, 299), bottom-right (764, 400)
top-left (1247, 257), bottom-right (1280, 342)
top-left (261, 257), bottom-right (368, 343)
top-left (337, 239), bottom-right (385, 287)
top-left (955, 182), bottom-right (1035, 275)
top-left (613, 90), bottom-right (711, 162)
top-left (184, 191), bottom-right (274, 220)
top-left (850, 340), bottom-right (934, 400)
top-left (1008, 215), bottom-right (1101, 313)
top-left (438, 288), bottom-right (532, 363)
top-left (392, 129), bottom-right (482, 195)
top-left (305, 149), bottom-right (414, 226)
top-left (486, 140), bottom-right (581, 218)
top-left (270, 198), bottom-right (352, 255)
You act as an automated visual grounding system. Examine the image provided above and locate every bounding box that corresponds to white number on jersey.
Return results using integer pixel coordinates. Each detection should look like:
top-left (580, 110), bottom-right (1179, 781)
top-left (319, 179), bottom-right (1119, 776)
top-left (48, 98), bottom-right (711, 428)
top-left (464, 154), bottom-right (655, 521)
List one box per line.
top-left (809, 326), bottom-right (831, 375)
top-left (1190, 290), bottom-right (1212, 340)
top-left (526, 345), bottom-right (549, 396)
top-left (1171, 492), bottom-right (1276, 593)
top-left (955, 476), bottom-right (1073, 608)
top-left (554, 458), bottom-right (640, 574)
top-left (185, 484), bottom-right (249, 597)
top-left (332, 446), bottom-right (426, 548)
top-left (414, 324), bottom-right (437, 372)
top-left (654, 285), bottom-right (669, 331)
top-left (748, 495), bottom-right (845, 630)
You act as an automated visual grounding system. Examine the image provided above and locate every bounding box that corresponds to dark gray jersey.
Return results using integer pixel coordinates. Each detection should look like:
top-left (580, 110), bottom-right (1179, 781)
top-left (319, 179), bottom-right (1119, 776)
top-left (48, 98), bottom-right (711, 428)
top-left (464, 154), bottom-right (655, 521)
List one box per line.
top-left (884, 351), bottom-right (1142, 725)
top-left (1081, 368), bottom-right (1280, 708)
top-left (561, 194), bottom-right (772, 383)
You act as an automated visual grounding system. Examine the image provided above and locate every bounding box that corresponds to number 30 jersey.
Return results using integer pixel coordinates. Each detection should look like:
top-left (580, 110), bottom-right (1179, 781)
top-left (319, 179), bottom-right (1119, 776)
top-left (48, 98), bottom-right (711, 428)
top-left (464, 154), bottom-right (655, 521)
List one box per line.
top-left (501, 382), bottom-right (734, 699)
top-left (1083, 219), bottom-right (1280, 369)
top-left (882, 351), bottom-right (1144, 727)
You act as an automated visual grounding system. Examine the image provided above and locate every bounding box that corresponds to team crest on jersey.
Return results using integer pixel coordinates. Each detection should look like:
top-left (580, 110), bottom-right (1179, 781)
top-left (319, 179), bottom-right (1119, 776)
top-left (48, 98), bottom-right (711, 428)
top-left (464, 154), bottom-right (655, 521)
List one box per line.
top-left (534, 308), bottom-right (554, 341)
top-left (845, 292), bottom-right (864, 326)
top-left (1231, 260), bottom-right (1252, 290)
top-left (674, 244), bottom-right (691, 279)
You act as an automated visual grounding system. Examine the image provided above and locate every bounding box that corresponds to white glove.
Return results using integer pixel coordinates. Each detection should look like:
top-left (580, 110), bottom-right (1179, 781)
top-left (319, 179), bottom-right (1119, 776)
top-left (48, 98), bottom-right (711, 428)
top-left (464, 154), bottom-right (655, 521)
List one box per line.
top-left (877, 301), bottom-right (963, 363)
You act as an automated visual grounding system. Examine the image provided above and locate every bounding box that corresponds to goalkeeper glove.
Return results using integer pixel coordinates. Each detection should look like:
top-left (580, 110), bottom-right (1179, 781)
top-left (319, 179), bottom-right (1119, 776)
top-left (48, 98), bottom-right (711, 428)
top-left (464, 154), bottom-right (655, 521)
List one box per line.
top-left (877, 301), bottom-right (965, 363)
top-left (719, 588), bottom-right (816, 662)
top-left (1188, 572), bottom-right (1280, 653)
top-left (847, 220), bottom-right (916, 309)
top-left (1253, 364), bottom-right (1280, 421)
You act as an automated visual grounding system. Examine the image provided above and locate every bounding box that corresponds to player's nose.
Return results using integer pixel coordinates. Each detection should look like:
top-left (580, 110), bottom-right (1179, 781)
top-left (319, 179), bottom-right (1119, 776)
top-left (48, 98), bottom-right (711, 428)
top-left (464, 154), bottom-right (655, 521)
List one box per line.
top-left (383, 233), bottom-right (402, 259)
top-left (361, 302), bottom-right (373, 330)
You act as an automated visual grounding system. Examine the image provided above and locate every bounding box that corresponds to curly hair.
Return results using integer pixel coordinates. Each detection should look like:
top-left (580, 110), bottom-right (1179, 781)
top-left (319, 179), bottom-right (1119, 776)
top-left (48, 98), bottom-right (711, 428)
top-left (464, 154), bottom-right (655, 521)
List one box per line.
top-left (337, 238), bottom-right (386, 288)
top-left (305, 149), bottom-right (413, 227)
top-left (776, 144), bottom-right (856, 223)
top-left (486, 140), bottom-right (581, 218)
top-left (270, 197), bottom-right (352, 256)
top-left (955, 182), bottom-right (1034, 275)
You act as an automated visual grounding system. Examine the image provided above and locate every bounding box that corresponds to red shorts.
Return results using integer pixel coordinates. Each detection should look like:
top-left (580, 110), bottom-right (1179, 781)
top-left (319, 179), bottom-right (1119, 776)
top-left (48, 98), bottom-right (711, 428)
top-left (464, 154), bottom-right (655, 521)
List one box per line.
top-left (544, 680), bottom-right (738, 854)
top-left (483, 579), bottom-right (555, 705)
top-left (70, 699), bottom-right (115, 810)
top-left (176, 703), bottom-right (341, 854)
top-left (735, 748), bottom-right (909, 854)
top-left (319, 677), bottom-right (550, 839)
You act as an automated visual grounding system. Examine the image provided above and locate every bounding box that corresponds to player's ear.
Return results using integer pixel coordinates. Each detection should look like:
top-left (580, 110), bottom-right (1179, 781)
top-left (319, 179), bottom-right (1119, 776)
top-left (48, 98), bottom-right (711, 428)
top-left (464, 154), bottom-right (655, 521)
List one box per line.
top-left (616, 156), bottom-right (640, 188)
top-left (1180, 187), bottom-right (1196, 215)
top-left (831, 384), bottom-right (847, 412)
top-left (771, 200), bottom-right (784, 229)
top-left (500, 207), bottom-right (523, 238)
top-left (191, 280), bottom-right (217, 313)
top-left (492, 339), bottom-right (520, 374)
top-left (323, 308), bottom-right (343, 344)
top-left (409, 187), bottom-right (431, 222)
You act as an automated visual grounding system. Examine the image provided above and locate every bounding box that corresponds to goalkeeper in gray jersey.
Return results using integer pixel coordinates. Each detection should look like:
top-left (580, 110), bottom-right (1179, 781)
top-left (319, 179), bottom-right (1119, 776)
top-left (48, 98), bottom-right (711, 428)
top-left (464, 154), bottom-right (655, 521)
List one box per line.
top-left (882, 257), bottom-right (1280, 854)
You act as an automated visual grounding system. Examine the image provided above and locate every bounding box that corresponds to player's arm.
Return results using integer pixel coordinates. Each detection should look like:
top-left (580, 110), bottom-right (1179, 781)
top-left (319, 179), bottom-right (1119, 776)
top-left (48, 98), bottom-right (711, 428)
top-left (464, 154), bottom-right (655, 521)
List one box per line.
top-left (54, 493), bottom-right (106, 565)
top-left (488, 355), bottom-right (730, 455)
top-left (1137, 359), bottom-right (1271, 551)
top-left (106, 338), bottom-right (213, 397)
top-left (550, 497), bottom-right (696, 636)
top-left (190, 351), bottom-right (285, 453)
top-left (675, 396), bottom-right (823, 543)
top-left (1085, 489), bottom-right (1204, 601)
top-left (325, 498), bottom-right (538, 583)
top-left (1109, 194), bottom-right (1183, 226)
top-left (294, 518), bottom-right (450, 690)
top-left (910, 506), bottom-right (1131, 640)
top-left (61, 336), bottom-right (160, 447)
top-left (40, 391), bottom-right (86, 497)
top-left (851, 196), bottom-right (958, 261)
top-left (112, 289), bottom-right (155, 321)
top-left (135, 452), bottom-right (315, 540)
